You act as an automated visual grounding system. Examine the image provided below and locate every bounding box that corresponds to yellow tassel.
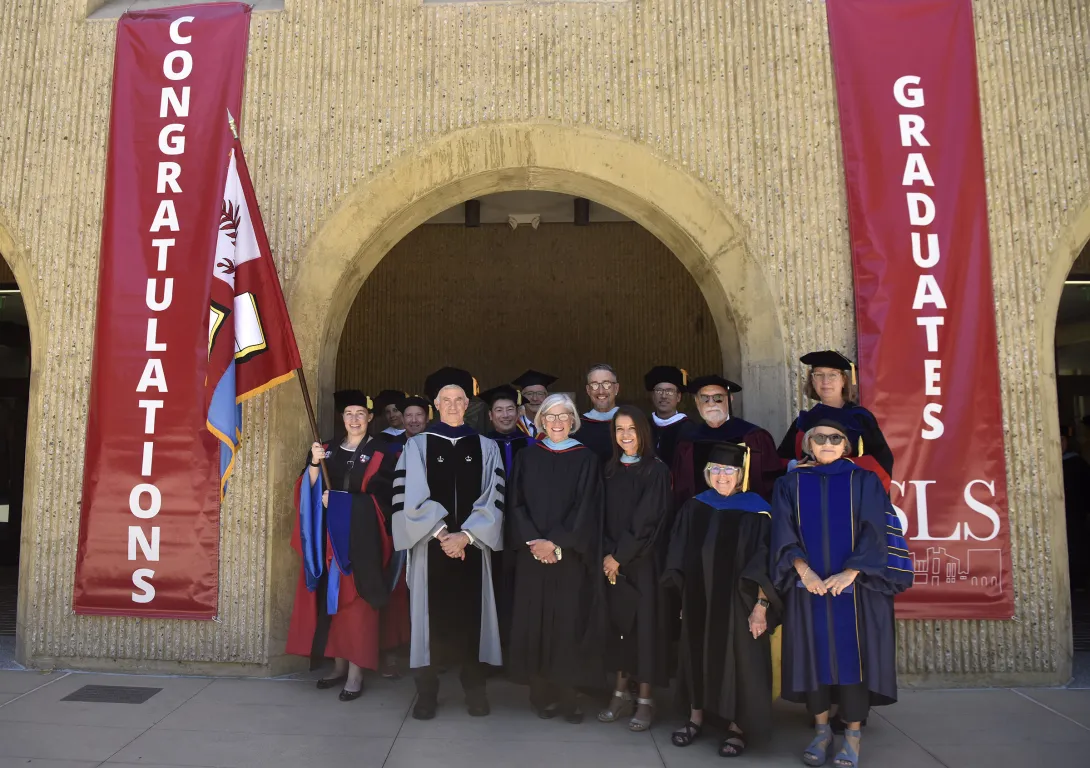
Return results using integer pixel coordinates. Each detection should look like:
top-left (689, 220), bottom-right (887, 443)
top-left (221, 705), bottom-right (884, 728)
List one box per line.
top-left (742, 443), bottom-right (751, 493)
top-left (517, 390), bottom-right (523, 406)
top-left (366, 396), bottom-right (373, 411)
top-left (850, 362), bottom-right (857, 386)
top-left (472, 377), bottom-right (480, 396)
top-left (680, 368), bottom-right (689, 387)
top-left (858, 436), bottom-right (864, 456)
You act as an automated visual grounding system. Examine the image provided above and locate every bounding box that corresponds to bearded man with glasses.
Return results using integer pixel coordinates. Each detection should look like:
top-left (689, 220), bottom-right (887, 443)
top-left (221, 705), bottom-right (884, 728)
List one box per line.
top-left (670, 374), bottom-right (780, 504)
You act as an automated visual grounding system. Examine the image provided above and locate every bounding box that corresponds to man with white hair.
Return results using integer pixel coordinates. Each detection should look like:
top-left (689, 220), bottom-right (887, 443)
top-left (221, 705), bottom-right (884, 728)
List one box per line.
top-left (392, 367), bottom-right (505, 720)
top-left (671, 374), bottom-right (780, 504)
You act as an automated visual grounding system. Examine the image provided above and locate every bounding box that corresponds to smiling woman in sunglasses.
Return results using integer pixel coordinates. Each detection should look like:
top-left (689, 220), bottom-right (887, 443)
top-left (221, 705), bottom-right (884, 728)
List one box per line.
top-left (770, 417), bottom-right (914, 768)
top-left (661, 442), bottom-right (780, 759)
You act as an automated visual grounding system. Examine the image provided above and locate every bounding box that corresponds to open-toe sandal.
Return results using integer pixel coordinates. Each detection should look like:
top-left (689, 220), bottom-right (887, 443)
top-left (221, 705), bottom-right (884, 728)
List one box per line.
top-left (718, 725), bottom-right (746, 757)
top-left (597, 689), bottom-right (634, 723)
top-left (671, 720), bottom-right (702, 747)
top-left (803, 723), bottom-right (835, 766)
top-left (628, 697), bottom-right (654, 732)
top-left (832, 727), bottom-right (861, 768)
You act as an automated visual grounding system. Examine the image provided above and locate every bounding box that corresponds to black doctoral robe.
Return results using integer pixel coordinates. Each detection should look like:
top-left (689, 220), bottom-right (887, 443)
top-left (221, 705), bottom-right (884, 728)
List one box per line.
top-left (488, 429), bottom-right (537, 644)
top-left (650, 413), bottom-right (689, 468)
top-left (578, 412), bottom-right (617, 463)
top-left (770, 461), bottom-right (913, 709)
top-left (508, 441), bottom-right (606, 688)
top-left (603, 458), bottom-right (672, 686)
top-left (672, 418), bottom-right (780, 503)
top-left (663, 490), bottom-right (780, 741)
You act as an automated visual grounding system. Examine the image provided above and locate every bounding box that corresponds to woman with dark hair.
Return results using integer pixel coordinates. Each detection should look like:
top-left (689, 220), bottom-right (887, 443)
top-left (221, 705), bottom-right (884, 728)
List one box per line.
top-left (777, 351), bottom-right (894, 486)
top-left (285, 390), bottom-right (400, 701)
top-left (597, 406), bottom-right (672, 732)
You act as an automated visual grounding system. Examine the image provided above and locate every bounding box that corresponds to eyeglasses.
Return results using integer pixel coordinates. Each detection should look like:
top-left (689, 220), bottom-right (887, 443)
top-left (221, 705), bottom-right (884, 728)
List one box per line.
top-left (543, 412), bottom-right (573, 423)
top-left (811, 433), bottom-right (846, 446)
top-left (653, 387), bottom-right (679, 396)
top-left (706, 465), bottom-right (739, 476)
top-left (587, 381), bottom-right (617, 392)
top-left (697, 394), bottom-right (727, 404)
top-left (811, 372), bottom-right (844, 382)
top-left (522, 390), bottom-right (547, 401)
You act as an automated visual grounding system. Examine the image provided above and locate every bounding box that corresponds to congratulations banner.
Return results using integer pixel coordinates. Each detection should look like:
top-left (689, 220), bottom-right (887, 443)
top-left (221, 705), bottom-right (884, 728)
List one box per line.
top-left (74, 4), bottom-right (251, 618)
top-left (827, 0), bottom-right (1013, 619)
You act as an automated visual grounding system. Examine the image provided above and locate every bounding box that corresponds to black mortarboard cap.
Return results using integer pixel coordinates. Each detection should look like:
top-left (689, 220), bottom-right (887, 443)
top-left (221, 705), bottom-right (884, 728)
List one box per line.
top-left (398, 394), bottom-right (433, 420)
top-left (801, 350), bottom-right (857, 385)
top-left (374, 389), bottom-right (406, 410)
top-left (687, 374), bottom-right (742, 394)
top-left (511, 370), bottom-right (557, 390)
top-left (424, 367), bottom-right (478, 402)
top-left (334, 389), bottom-right (373, 412)
top-left (481, 384), bottom-right (522, 407)
top-left (643, 366), bottom-right (688, 392)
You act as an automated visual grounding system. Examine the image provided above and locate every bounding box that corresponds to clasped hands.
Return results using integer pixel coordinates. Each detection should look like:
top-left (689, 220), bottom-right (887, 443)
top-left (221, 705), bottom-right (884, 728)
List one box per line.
top-left (528, 539), bottom-right (558, 564)
top-left (795, 559), bottom-right (859, 596)
top-left (438, 529), bottom-right (471, 560)
top-left (602, 554), bottom-right (620, 582)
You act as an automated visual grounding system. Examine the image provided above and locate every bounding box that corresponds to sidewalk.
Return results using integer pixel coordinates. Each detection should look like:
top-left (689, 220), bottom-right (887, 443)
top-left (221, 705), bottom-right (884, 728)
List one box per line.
top-left (1, 668), bottom-right (1088, 768)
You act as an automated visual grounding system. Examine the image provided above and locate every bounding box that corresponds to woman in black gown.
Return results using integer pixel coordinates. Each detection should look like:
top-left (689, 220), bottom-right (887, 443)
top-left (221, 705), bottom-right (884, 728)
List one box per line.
top-left (596, 406), bottom-right (672, 732)
top-left (508, 393), bottom-right (605, 724)
top-left (663, 442), bottom-right (779, 758)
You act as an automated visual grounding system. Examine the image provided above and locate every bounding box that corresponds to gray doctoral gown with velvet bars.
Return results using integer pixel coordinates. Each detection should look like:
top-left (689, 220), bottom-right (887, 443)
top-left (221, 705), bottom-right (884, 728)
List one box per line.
top-left (392, 428), bottom-right (505, 669)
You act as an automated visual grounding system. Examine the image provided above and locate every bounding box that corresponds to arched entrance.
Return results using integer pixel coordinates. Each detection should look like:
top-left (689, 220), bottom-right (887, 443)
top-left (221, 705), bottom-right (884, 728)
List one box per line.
top-left (1043, 199), bottom-right (1090, 680)
top-left (265, 124), bottom-right (786, 664)
top-left (0, 214), bottom-right (39, 668)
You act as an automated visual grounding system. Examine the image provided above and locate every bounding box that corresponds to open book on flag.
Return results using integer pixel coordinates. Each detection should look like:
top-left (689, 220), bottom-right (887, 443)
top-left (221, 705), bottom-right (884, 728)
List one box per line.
top-left (206, 133), bottom-right (302, 498)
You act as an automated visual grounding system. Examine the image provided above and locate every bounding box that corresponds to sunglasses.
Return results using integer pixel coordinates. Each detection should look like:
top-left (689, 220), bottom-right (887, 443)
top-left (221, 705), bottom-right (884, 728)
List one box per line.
top-left (810, 433), bottom-right (846, 446)
top-left (697, 394), bottom-right (727, 404)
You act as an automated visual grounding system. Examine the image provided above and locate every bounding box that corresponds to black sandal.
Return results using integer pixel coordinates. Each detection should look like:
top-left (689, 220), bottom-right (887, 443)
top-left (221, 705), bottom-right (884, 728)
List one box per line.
top-left (671, 720), bottom-right (703, 747)
top-left (718, 725), bottom-right (746, 758)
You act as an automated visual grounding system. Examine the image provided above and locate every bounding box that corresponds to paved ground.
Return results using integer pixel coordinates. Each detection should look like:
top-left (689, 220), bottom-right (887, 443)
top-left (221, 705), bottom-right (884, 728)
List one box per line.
top-left (1, 669), bottom-right (1089, 768)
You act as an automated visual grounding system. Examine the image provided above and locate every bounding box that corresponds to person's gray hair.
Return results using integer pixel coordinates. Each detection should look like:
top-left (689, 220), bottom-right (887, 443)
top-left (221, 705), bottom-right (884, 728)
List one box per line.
top-left (534, 393), bottom-right (582, 433)
top-left (802, 425), bottom-right (852, 457)
top-left (585, 363), bottom-right (616, 382)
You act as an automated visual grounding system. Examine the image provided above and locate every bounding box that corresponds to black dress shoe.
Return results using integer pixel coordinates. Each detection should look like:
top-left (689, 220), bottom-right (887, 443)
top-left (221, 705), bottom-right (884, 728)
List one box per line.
top-left (413, 701), bottom-right (437, 720)
top-left (564, 707), bottom-right (584, 725)
top-left (466, 691), bottom-right (491, 717)
top-left (536, 703), bottom-right (560, 720)
top-left (316, 675), bottom-right (347, 690)
top-left (338, 687), bottom-right (363, 702)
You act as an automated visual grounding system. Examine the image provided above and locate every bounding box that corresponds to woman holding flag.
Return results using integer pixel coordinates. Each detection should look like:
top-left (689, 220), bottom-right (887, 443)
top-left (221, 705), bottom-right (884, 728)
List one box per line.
top-left (285, 390), bottom-right (400, 701)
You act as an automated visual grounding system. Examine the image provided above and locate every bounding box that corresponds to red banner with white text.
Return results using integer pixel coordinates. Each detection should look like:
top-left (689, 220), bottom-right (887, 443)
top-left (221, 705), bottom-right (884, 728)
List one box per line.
top-left (827, 0), bottom-right (1013, 619)
top-left (74, 3), bottom-right (251, 618)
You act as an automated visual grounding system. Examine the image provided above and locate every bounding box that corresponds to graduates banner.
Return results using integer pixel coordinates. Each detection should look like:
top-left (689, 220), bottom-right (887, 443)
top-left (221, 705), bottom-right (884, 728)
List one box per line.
top-left (74, 4), bottom-right (251, 619)
top-left (827, 0), bottom-right (1014, 619)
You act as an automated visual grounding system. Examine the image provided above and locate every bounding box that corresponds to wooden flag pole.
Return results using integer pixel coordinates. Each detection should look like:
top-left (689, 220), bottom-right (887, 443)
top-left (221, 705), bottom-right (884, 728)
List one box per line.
top-left (295, 367), bottom-right (332, 489)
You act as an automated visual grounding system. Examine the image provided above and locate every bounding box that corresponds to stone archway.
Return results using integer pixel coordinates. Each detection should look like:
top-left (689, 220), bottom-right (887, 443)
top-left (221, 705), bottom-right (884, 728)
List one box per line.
top-left (264, 124), bottom-right (787, 667)
top-left (0, 211), bottom-right (43, 667)
top-left (1039, 197), bottom-right (1090, 676)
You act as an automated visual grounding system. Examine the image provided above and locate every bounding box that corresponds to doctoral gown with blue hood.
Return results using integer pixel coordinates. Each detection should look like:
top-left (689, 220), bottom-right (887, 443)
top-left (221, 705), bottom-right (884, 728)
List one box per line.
top-left (662, 489), bottom-right (780, 741)
top-left (770, 460), bottom-right (913, 708)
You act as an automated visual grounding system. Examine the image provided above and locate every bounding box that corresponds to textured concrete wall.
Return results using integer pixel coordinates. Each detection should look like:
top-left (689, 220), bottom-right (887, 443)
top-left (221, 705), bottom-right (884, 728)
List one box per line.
top-left (335, 222), bottom-right (724, 402)
top-left (1, 1), bottom-right (1087, 683)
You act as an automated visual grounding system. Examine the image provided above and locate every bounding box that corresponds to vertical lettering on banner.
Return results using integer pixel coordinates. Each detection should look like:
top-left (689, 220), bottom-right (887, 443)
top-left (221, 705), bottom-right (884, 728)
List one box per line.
top-left (73, 5), bottom-right (252, 619)
top-left (827, 0), bottom-right (1013, 619)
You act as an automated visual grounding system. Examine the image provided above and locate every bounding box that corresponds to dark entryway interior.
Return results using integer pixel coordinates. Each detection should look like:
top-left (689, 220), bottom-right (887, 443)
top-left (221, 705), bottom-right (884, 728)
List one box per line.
top-left (1055, 239), bottom-right (1090, 683)
top-left (0, 257), bottom-right (29, 664)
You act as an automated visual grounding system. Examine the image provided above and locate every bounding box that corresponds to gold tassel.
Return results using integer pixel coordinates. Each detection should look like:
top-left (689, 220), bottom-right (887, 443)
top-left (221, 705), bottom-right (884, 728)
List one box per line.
top-left (680, 368), bottom-right (689, 387)
top-left (742, 443), bottom-right (751, 493)
top-left (858, 436), bottom-right (864, 456)
top-left (517, 390), bottom-right (523, 406)
top-left (850, 361), bottom-right (857, 386)
top-left (472, 377), bottom-right (480, 396)
top-left (366, 396), bottom-right (373, 411)
top-left (428, 405), bottom-right (434, 420)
